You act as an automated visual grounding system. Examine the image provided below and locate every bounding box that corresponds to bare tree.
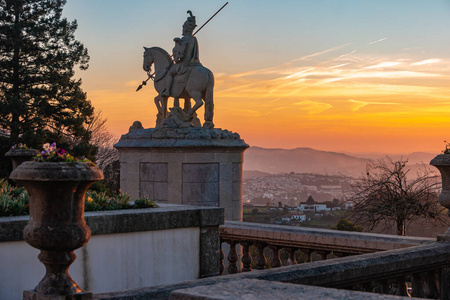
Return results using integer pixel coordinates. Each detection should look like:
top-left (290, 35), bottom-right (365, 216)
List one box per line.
top-left (84, 110), bottom-right (119, 171)
top-left (347, 157), bottom-right (445, 236)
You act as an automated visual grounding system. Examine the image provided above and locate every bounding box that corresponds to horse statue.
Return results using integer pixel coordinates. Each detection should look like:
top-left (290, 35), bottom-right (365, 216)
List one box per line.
top-left (143, 46), bottom-right (215, 128)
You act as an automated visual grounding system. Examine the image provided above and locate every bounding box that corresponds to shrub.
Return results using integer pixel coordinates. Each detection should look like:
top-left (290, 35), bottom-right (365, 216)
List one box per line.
top-left (0, 178), bottom-right (157, 216)
top-left (332, 218), bottom-right (363, 232)
top-left (0, 179), bottom-right (29, 216)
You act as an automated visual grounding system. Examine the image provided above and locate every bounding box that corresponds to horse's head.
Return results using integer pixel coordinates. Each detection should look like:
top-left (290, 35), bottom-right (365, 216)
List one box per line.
top-left (143, 47), bottom-right (154, 72)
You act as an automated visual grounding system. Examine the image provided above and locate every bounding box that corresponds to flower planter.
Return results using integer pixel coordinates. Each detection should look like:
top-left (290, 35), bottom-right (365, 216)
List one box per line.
top-left (9, 161), bottom-right (103, 298)
top-left (430, 154), bottom-right (450, 240)
top-left (5, 148), bottom-right (39, 170)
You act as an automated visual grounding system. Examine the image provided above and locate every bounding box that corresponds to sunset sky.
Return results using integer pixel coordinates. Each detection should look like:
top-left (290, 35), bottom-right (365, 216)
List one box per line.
top-left (63, 0), bottom-right (450, 154)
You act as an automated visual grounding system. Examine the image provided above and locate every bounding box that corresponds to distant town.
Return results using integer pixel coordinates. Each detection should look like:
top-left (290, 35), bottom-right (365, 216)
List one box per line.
top-left (242, 172), bottom-right (356, 227)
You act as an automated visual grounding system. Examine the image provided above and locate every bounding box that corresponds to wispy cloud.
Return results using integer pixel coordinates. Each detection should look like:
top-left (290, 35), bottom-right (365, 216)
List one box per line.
top-left (293, 43), bottom-right (352, 61)
top-left (364, 62), bottom-right (401, 69)
top-left (348, 99), bottom-right (399, 112)
top-left (214, 43), bottom-right (450, 120)
top-left (411, 59), bottom-right (441, 66)
top-left (369, 37), bottom-right (388, 45)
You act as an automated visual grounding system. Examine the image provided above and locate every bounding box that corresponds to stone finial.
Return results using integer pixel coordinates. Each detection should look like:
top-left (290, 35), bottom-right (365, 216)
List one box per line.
top-left (129, 121), bottom-right (144, 132)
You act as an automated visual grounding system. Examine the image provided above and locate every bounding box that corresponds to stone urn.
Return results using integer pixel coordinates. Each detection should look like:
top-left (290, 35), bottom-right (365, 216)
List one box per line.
top-left (9, 161), bottom-right (103, 298)
top-left (5, 148), bottom-right (39, 170)
top-left (430, 154), bottom-right (450, 240)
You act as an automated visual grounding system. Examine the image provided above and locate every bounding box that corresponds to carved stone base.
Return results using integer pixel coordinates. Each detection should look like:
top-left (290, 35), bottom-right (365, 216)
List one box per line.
top-left (23, 290), bottom-right (92, 300)
top-left (115, 125), bottom-right (249, 221)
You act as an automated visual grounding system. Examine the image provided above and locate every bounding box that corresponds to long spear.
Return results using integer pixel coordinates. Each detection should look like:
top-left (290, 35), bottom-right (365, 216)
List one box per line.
top-left (136, 2), bottom-right (229, 92)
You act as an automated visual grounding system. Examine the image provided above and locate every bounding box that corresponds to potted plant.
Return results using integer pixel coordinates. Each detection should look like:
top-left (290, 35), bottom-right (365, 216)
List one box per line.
top-left (10, 143), bottom-right (103, 298)
top-left (429, 141), bottom-right (450, 241)
top-left (5, 143), bottom-right (39, 170)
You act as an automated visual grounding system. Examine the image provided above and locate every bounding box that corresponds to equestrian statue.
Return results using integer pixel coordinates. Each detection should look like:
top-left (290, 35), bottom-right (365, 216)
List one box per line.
top-left (142, 11), bottom-right (215, 129)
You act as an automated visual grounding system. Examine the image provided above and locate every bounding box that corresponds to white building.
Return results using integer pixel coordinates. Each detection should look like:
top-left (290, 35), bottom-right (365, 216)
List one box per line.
top-left (298, 203), bottom-right (328, 212)
top-left (281, 212), bottom-right (306, 222)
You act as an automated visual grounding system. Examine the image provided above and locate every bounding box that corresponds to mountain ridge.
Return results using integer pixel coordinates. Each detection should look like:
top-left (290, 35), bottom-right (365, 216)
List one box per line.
top-left (244, 146), bottom-right (436, 178)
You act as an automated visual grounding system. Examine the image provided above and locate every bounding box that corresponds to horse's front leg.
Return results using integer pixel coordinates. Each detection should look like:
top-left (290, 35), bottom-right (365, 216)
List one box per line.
top-left (154, 95), bottom-right (164, 126)
top-left (162, 97), bottom-right (168, 119)
top-left (154, 96), bottom-right (162, 115)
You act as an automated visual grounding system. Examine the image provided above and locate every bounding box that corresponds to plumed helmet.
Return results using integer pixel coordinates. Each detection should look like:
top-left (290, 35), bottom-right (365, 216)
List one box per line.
top-left (183, 10), bottom-right (197, 32)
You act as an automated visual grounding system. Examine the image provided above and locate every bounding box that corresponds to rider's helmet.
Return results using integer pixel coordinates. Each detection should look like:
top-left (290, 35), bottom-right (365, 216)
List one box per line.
top-left (182, 11), bottom-right (197, 35)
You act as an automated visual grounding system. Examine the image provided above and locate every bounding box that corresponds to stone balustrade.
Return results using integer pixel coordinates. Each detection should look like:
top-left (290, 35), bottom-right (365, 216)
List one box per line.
top-left (219, 221), bottom-right (434, 274)
top-left (94, 240), bottom-right (450, 299)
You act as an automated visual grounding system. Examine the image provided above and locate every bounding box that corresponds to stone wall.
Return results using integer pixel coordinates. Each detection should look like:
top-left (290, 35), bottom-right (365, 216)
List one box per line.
top-left (0, 204), bottom-right (224, 300)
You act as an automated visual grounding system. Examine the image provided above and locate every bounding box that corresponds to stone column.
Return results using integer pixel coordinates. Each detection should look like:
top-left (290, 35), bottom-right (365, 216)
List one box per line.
top-left (115, 126), bottom-right (248, 221)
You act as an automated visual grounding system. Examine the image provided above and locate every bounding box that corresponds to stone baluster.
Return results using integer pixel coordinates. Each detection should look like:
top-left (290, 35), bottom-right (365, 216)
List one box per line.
top-left (427, 270), bottom-right (440, 299)
top-left (411, 272), bottom-right (424, 298)
top-left (285, 247), bottom-right (298, 265)
top-left (255, 242), bottom-right (267, 270)
top-left (227, 241), bottom-right (239, 274)
top-left (411, 271), bottom-right (439, 299)
top-left (395, 276), bottom-right (409, 296)
top-left (269, 245), bottom-right (281, 268)
top-left (301, 249), bottom-right (312, 263)
top-left (219, 241), bottom-right (225, 275)
top-left (316, 250), bottom-right (329, 260)
top-left (380, 279), bottom-right (390, 294)
top-left (241, 242), bottom-right (253, 272)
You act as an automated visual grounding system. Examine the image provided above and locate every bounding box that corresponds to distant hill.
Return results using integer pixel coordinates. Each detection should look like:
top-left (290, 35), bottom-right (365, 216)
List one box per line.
top-left (346, 151), bottom-right (436, 165)
top-left (243, 170), bottom-right (272, 179)
top-left (243, 147), bottom-right (437, 178)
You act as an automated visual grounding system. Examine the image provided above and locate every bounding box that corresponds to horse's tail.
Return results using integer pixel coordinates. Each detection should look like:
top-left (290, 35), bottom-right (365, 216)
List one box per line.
top-left (204, 70), bottom-right (214, 124)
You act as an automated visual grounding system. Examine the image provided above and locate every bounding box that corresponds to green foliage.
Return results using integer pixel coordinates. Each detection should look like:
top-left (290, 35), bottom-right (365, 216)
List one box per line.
top-left (0, 179), bottom-right (29, 216)
top-left (0, 0), bottom-right (97, 164)
top-left (88, 181), bottom-right (111, 196)
top-left (332, 218), bottom-right (363, 232)
top-left (134, 198), bottom-right (158, 209)
top-left (0, 179), bottom-right (157, 215)
top-left (85, 191), bottom-right (157, 212)
top-left (107, 193), bottom-right (131, 210)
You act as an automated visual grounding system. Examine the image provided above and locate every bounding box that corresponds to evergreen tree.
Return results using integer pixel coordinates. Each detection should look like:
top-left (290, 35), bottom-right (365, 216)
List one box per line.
top-left (0, 0), bottom-right (96, 174)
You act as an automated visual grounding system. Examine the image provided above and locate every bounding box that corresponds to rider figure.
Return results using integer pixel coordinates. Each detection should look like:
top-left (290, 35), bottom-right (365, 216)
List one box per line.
top-left (161, 11), bottom-right (201, 97)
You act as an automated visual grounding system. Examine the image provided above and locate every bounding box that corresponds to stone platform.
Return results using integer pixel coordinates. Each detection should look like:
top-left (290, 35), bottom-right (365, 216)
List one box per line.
top-left (114, 126), bottom-right (249, 221)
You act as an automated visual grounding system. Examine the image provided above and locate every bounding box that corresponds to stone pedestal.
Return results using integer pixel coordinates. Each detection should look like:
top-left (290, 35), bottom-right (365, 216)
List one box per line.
top-left (115, 126), bottom-right (248, 221)
top-left (430, 154), bottom-right (450, 241)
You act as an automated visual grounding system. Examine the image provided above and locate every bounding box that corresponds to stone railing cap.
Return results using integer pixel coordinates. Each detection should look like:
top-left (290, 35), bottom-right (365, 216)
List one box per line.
top-left (114, 127), bottom-right (249, 149)
top-left (0, 204), bottom-right (224, 242)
